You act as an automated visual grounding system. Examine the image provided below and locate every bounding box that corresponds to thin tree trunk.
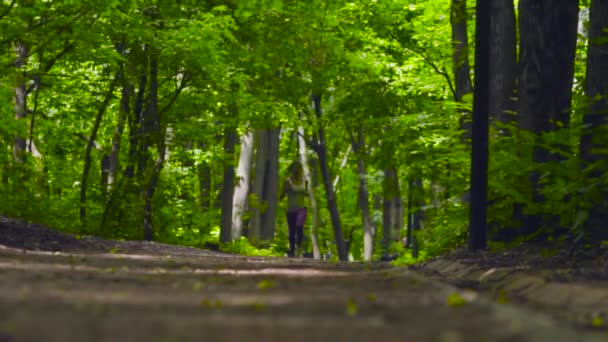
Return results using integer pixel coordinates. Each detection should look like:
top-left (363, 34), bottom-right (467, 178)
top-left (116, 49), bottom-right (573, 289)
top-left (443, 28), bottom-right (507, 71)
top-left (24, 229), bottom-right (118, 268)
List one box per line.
top-left (79, 72), bottom-right (120, 223)
top-left (411, 178), bottom-right (423, 258)
top-left (13, 41), bottom-right (28, 164)
top-left (220, 125), bottom-right (238, 243)
top-left (469, 0), bottom-right (491, 251)
top-left (142, 50), bottom-right (160, 241)
top-left (312, 93), bottom-right (348, 261)
top-left (332, 145), bottom-right (351, 189)
top-left (351, 130), bottom-right (374, 261)
top-left (298, 125), bottom-right (321, 259)
top-left (406, 179), bottom-right (413, 248)
top-left (232, 130), bottom-right (254, 240)
top-left (108, 81), bottom-right (131, 191)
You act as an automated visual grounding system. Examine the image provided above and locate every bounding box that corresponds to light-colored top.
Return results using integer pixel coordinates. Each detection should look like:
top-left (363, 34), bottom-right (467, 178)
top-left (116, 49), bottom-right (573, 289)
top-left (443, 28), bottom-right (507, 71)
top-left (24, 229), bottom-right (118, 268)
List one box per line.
top-left (286, 178), bottom-right (307, 212)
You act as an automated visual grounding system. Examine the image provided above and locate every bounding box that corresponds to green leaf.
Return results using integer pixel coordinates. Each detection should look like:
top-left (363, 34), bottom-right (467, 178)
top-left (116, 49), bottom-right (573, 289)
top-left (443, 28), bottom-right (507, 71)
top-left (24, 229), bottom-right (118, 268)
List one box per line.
top-left (447, 293), bottom-right (467, 307)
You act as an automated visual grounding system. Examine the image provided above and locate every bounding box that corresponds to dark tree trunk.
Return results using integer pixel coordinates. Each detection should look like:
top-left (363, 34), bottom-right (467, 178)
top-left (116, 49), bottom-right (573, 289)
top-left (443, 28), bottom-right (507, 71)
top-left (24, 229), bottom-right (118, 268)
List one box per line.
top-left (124, 46), bottom-right (147, 179)
top-left (142, 51), bottom-right (161, 241)
top-left (198, 159), bottom-right (212, 211)
top-left (450, 0), bottom-right (474, 141)
top-left (468, 0), bottom-right (491, 251)
top-left (79, 72), bottom-right (120, 223)
top-left (517, 0), bottom-right (579, 235)
top-left (312, 94), bottom-right (348, 261)
top-left (410, 178), bottom-right (424, 258)
top-left (250, 128), bottom-right (280, 244)
top-left (220, 125), bottom-right (238, 243)
top-left (108, 80), bottom-right (131, 191)
top-left (489, 0), bottom-right (517, 126)
top-left (580, 0), bottom-right (608, 240)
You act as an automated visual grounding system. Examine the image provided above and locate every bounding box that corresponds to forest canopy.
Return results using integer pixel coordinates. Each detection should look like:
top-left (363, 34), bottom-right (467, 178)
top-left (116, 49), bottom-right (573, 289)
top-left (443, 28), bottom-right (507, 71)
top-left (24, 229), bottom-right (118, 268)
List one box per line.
top-left (1, 0), bottom-right (606, 262)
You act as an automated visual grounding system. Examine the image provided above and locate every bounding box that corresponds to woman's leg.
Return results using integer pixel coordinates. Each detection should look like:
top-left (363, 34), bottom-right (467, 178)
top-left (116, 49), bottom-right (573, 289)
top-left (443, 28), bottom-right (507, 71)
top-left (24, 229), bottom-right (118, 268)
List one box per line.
top-left (294, 208), bottom-right (308, 248)
top-left (286, 211), bottom-right (297, 256)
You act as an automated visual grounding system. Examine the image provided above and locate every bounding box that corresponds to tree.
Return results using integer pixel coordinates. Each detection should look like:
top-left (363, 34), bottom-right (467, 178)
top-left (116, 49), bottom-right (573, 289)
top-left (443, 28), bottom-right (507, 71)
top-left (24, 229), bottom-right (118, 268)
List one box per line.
top-left (231, 130), bottom-right (254, 240)
top-left (468, 0), bottom-right (491, 251)
top-left (489, 0), bottom-right (517, 125)
top-left (580, 0), bottom-right (608, 241)
top-left (517, 0), bottom-right (579, 235)
top-left (450, 0), bottom-right (474, 140)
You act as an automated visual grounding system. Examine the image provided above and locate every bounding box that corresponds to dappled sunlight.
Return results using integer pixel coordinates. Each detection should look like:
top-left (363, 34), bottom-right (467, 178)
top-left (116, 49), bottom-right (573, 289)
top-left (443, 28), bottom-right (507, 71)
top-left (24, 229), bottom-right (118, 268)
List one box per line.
top-left (195, 268), bottom-right (351, 277)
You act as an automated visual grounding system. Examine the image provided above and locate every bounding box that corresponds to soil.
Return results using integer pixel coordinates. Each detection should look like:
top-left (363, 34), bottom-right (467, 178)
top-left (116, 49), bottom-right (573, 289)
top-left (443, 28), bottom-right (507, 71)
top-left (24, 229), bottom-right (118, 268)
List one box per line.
top-left (1, 215), bottom-right (607, 341)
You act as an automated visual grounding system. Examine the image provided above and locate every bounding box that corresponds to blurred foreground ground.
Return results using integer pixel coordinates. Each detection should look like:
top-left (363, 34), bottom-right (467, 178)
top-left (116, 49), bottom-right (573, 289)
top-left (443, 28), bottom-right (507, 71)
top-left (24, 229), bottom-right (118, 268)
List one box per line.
top-left (0, 216), bottom-right (606, 341)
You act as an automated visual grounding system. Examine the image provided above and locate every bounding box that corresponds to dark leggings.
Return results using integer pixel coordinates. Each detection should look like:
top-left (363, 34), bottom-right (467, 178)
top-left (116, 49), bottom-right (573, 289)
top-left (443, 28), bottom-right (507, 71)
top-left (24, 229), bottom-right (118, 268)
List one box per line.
top-left (286, 208), bottom-right (307, 254)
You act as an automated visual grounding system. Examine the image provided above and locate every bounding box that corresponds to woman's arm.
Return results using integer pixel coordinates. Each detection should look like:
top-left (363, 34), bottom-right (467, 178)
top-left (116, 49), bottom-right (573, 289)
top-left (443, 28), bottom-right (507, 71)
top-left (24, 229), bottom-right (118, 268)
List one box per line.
top-left (280, 179), bottom-right (290, 200)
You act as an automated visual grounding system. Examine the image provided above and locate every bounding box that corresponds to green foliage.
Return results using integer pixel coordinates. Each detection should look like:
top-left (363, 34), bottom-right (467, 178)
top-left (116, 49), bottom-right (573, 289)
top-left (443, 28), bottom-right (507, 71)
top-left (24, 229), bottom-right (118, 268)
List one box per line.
top-left (221, 237), bottom-right (283, 257)
top-left (0, 0), bottom-right (602, 263)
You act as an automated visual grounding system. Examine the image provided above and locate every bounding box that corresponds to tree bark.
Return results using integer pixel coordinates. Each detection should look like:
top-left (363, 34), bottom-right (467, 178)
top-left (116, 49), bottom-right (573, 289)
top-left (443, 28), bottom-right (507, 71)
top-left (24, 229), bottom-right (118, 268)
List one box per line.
top-left (79, 72), bottom-right (120, 223)
top-left (220, 125), bottom-right (238, 243)
top-left (249, 128), bottom-right (280, 245)
top-left (410, 178), bottom-right (424, 258)
top-left (298, 125), bottom-right (321, 259)
top-left (232, 130), bottom-right (254, 240)
top-left (351, 130), bottom-right (374, 261)
top-left (580, 0), bottom-right (608, 240)
top-left (517, 0), bottom-right (579, 235)
top-left (489, 0), bottom-right (517, 126)
top-left (312, 94), bottom-right (348, 261)
top-left (142, 51), bottom-right (161, 241)
top-left (450, 0), bottom-right (474, 141)
top-left (108, 79), bottom-right (131, 191)
top-left (13, 41), bottom-right (28, 164)
top-left (469, 0), bottom-right (491, 251)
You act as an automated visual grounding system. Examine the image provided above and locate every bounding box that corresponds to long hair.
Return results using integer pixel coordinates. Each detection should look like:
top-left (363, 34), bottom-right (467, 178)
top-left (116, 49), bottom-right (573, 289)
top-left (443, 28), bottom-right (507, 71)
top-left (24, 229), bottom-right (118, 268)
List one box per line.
top-left (288, 160), bottom-right (303, 180)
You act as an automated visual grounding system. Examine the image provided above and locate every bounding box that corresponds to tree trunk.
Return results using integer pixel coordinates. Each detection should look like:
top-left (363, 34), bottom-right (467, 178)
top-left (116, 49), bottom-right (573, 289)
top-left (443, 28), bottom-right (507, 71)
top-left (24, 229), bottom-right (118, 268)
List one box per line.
top-left (382, 167), bottom-right (402, 255)
top-left (517, 0), bottom-right (579, 235)
top-left (469, 0), bottom-right (491, 251)
top-left (312, 94), bottom-right (348, 261)
top-left (108, 80), bottom-right (131, 191)
top-left (232, 130), bottom-right (254, 240)
top-left (489, 0), bottom-right (517, 126)
top-left (351, 130), bottom-right (374, 261)
top-left (13, 41), bottom-right (28, 164)
top-left (79, 72), bottom-right (120, 223)
top-left (450, 0), bottom-right (474, 141)
top-left (142, 51), bottom-right (161, 241)
top-left (411, 178), bottom-right (424, 258)
top-left (382, 168), bottom-right (395, 255)
top-left (250, 128), bottom-right (280, 245)
top-left (298, 125), bottom-right (321, 259)
top-left (580, 0), bottom-right (608, 240)
top-left (220, 125), bottom-right (238, 243)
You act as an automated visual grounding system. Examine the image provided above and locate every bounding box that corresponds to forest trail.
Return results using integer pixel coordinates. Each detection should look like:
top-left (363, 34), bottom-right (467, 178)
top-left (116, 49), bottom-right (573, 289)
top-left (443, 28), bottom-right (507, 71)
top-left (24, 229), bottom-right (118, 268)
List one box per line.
top-left (0, 239), bottom-right (605, 342)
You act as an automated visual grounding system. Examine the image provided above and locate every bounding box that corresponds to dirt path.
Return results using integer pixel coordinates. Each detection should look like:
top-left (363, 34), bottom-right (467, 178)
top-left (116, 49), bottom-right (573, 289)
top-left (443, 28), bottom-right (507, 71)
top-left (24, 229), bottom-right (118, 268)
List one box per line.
top-left (0, 242), bottom-right (605, 342)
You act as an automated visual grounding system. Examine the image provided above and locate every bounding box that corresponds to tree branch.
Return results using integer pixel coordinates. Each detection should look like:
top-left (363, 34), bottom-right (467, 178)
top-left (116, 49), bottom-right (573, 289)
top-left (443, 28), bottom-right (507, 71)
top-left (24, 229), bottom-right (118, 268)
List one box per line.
top-left (0, 0), bottom-right (17, 21)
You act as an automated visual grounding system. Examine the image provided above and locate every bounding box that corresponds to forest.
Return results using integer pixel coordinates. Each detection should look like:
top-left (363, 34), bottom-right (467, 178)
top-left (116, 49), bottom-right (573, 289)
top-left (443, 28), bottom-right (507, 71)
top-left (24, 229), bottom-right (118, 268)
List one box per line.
top-left (1, 0), bottom-right (606, 264)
